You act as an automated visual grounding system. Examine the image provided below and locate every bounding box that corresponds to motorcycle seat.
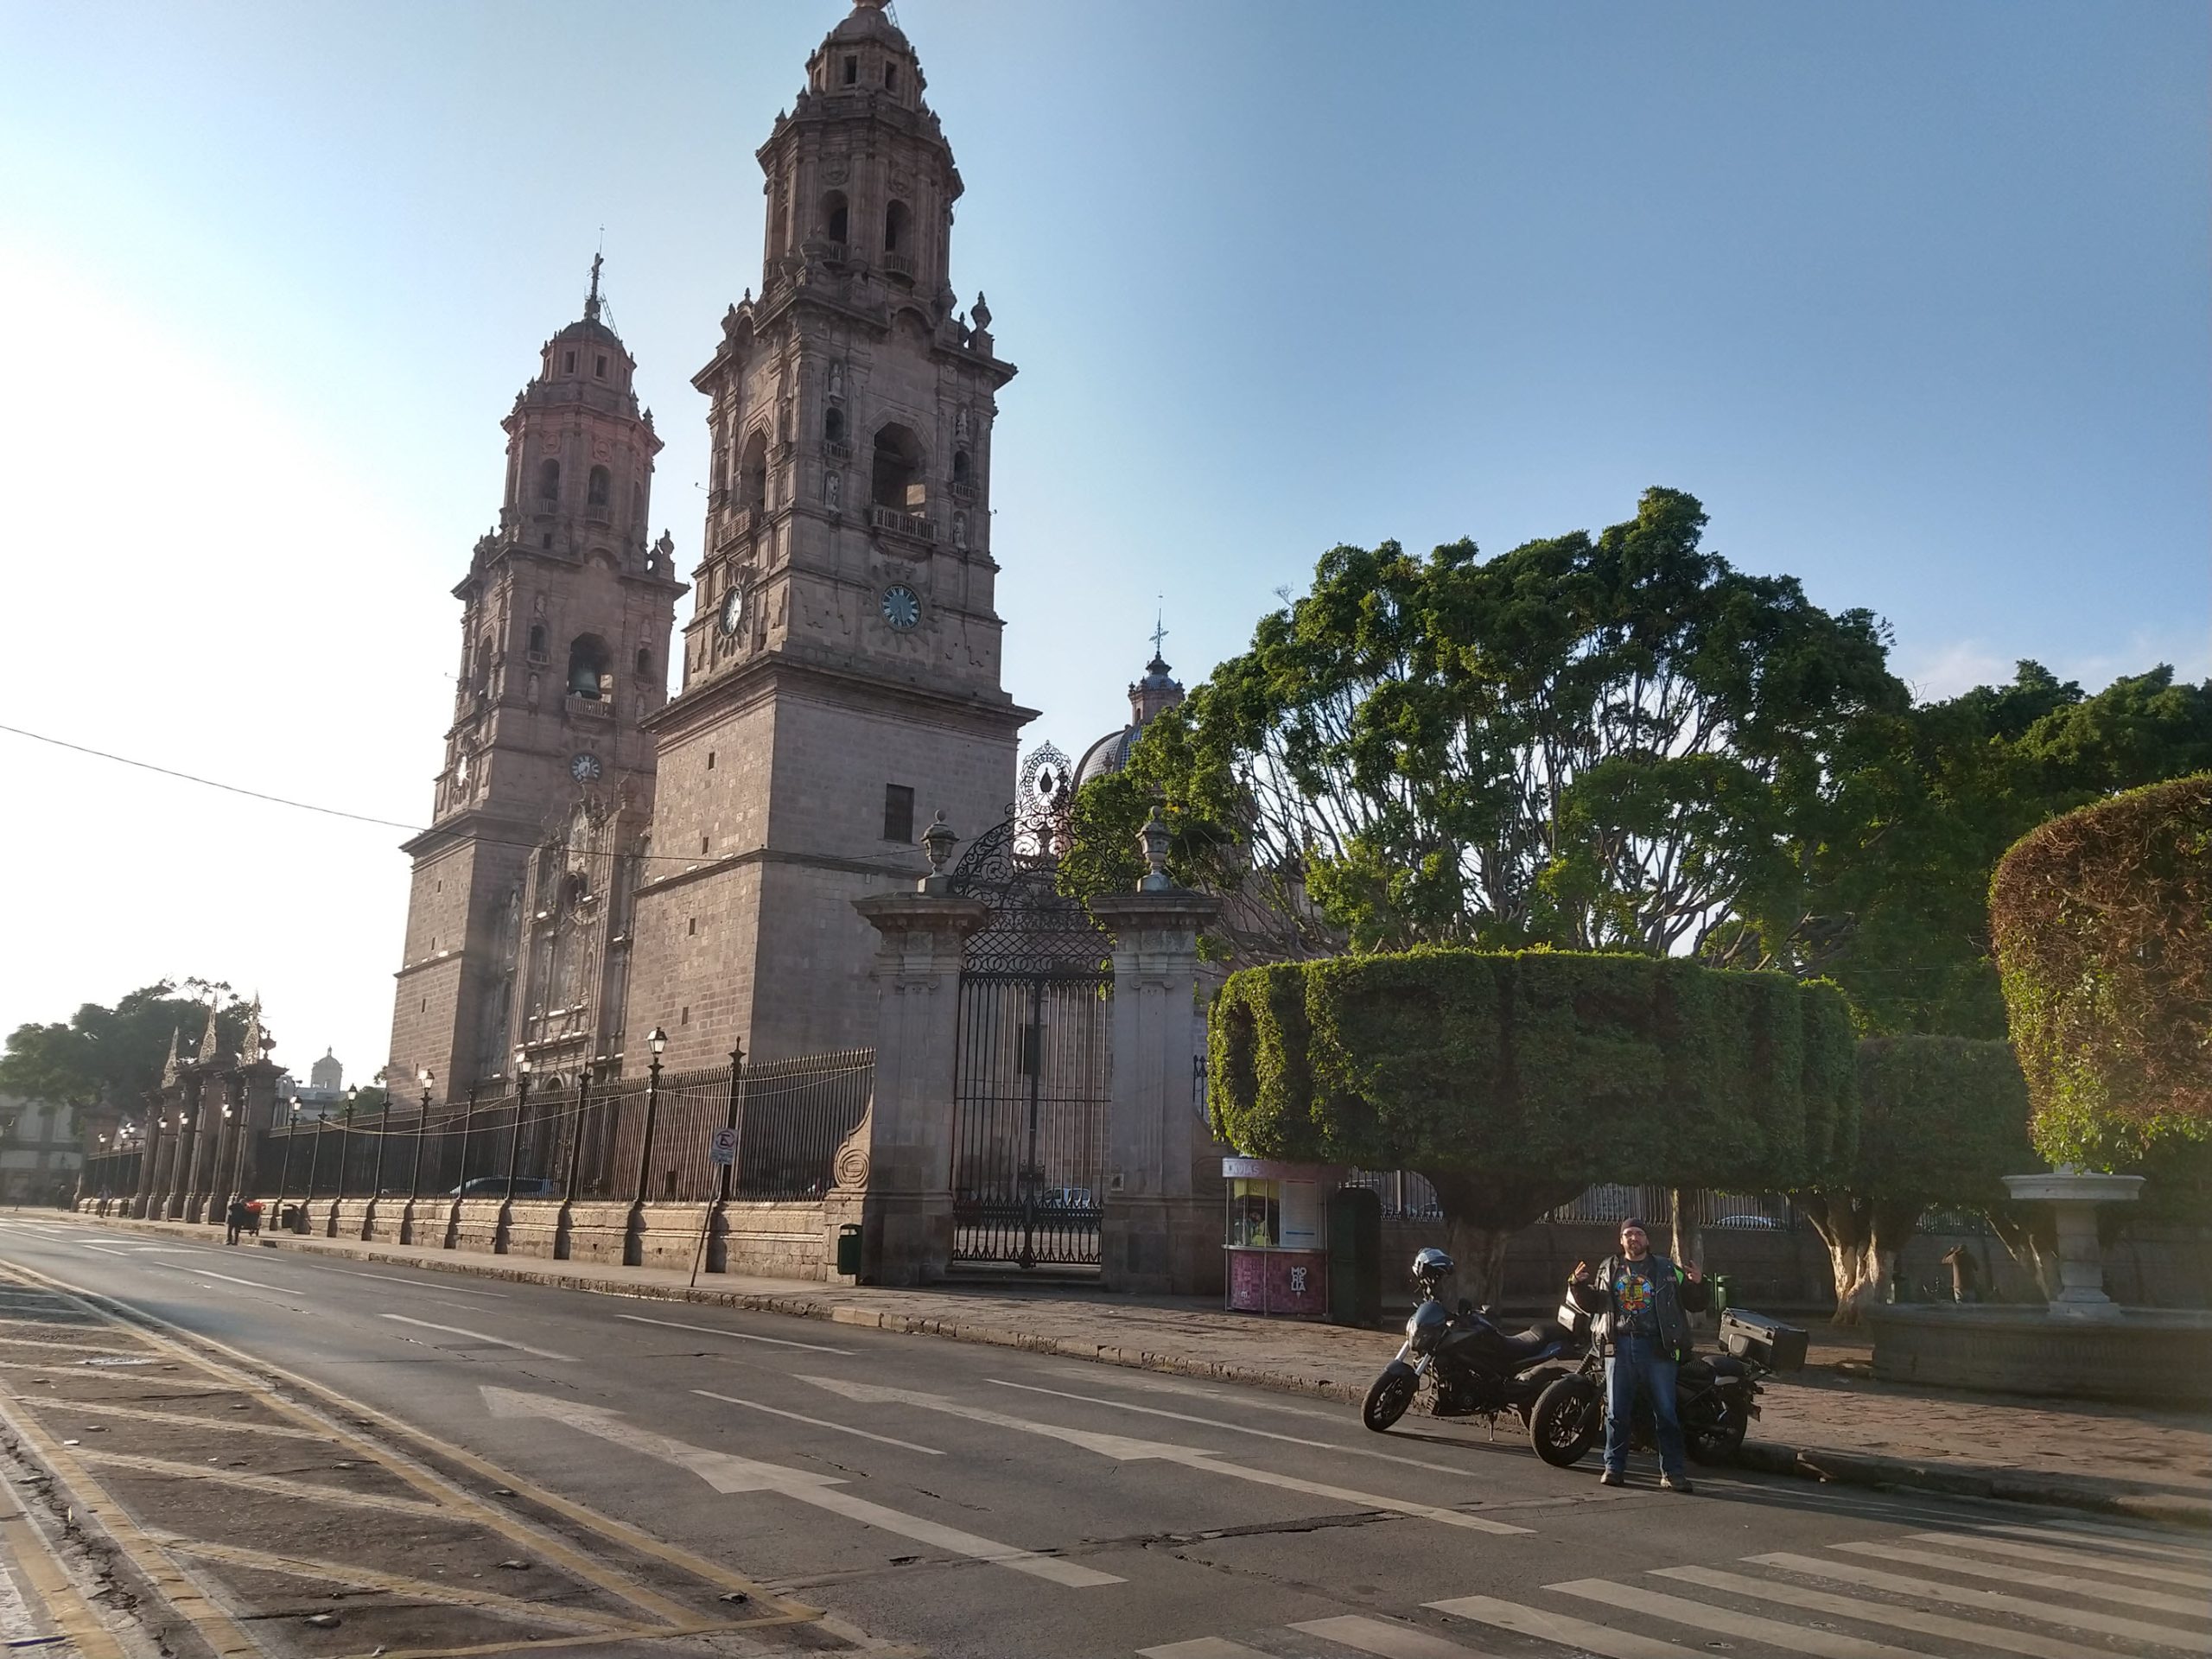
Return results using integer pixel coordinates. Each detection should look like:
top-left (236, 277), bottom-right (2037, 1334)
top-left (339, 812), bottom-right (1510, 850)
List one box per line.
top-left (1500, 1327), bottom-right (1560, 1363)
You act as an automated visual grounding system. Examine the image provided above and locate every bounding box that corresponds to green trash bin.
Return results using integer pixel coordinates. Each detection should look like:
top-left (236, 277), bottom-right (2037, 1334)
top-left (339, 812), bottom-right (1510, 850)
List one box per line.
top-left (835, 1223), bottom-right (863, 1278)
top-left (1709, 1273), bottom-right (1732, 1315)
top-left (1325, 1186), bottom-right (1382, 1327)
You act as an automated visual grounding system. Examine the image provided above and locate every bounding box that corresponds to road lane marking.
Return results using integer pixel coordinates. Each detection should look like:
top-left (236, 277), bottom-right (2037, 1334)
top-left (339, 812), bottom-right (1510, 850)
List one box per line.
top-left (1553, 1577), bottom-right (1925, 1659)
top-left (148, 1263), bottom-right (290, 1293)
top-left (1292, 1614), bottom-right (1487, 1656)
top-left (1829, 1540), bottom-right (2209, 1618)
top-left (1137, 1640), bottom-right (1272, 1657)
top-left (991, 1378), bottom-right (1491, 1478)
top-left (800, 1376), bottom-right (1530, 1535)
top-left (1974, 1519), bottom-right (2209, 1561)
top-left (344, 1269), bottom-right (508, 1297)
top-left (71, 1448), bottom-right (447, 1516)
top-left (1429, 1593), bottom-right (1701, 1657)
top-left (484, 1385), bottom-right (1122, 1588)
top-left (1655, 1566), bottom-right (2104, 1659)
top-left (0, 1485), bottom-right (127, 1659)
top-left (25, 1397), bottom-right (337, 1441)
top-left (1745, 1552), bottom-right (2212, 1652)
top-left (380, 1313), bottom-right (576, 1362)
top-left (0, 1336), bottom-right (156, 1357)
top-left (615, 1311), bottom-right (854, 1353)
top-left (1912, 1529), bottom-right (2212, 1588)
top-left (693, 1389), bottom-right (943, 1454)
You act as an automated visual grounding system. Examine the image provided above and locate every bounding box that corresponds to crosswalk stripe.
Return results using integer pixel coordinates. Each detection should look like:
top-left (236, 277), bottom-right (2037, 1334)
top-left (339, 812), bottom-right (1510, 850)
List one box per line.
top-left (1654, 1567), bottom-right (2102, 1659)
top-left (1915, 1529), bottom-right (2212, 1590)
top-left (1427, 1594), bottom-right (1703, 1658)
top-left (1136, 1640), bottom-right (1271, 1658)
top-left (1746, 1551), bottom-right (2212, 1653)
top-left (1291, 1614), bottom-right (1480, 1656)
top-left (1831, 1540), bottom-right (2210, 1619)
top-left (1551, 1577), bottom-right (1926, 1659)
top-left (1977, 1519), bottom-right (2211, 1564)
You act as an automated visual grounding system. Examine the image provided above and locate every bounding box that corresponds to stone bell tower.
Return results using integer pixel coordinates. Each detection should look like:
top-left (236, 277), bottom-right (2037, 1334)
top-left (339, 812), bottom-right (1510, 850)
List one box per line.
top-left (388, 263), bottom-right (684, 1100)
top-left (629, 0), bottom-right (1033, 1069)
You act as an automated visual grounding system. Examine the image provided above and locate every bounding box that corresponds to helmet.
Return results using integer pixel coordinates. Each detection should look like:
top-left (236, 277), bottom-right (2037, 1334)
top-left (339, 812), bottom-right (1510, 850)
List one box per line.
top-left (1411, 1247), bottom-right (1454, 1281)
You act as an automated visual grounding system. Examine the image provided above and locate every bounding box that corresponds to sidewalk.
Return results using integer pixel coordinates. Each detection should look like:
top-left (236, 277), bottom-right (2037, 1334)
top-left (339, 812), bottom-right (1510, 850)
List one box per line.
top-left (38, 1211), bottom-right (2208, 1529)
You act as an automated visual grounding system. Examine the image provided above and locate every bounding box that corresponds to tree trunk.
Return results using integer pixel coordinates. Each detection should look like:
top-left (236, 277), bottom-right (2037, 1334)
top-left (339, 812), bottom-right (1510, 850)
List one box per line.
top-left (1987, 1205), bottom-right (2059, 1301)
top-left (1441, 1215), bottom-right (1516, 1310)
top-left (1424, 1169), bottom-right (1586, 1311)
top-left (1829, 1241), bottom-right (1881, 1321)
top-left (1797, 1189), bottom-right (1877, 1325)
top-left (1669, 1186), bottom-right (1708, 1327)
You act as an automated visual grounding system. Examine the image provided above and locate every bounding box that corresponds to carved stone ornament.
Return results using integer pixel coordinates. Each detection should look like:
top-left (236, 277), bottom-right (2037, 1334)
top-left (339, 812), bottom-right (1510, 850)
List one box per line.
top-left (831, 1106), bottom-right (872, 1190)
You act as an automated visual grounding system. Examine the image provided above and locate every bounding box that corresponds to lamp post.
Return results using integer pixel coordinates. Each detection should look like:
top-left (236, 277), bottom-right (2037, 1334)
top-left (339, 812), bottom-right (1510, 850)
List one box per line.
top-left (454, 1083), bottom-right (480, 1196)
top-left (562, 1065), bottom-right (594, 1201)
top-left (335, 1089), bottom-right (357, 1204)
top-left (504, 1051), bottom-right (532, 1204)
top-left (632, 1027), bottom-right (668, 1207)
top-left (274, 1097), bottom-right (300, 1218)
top-left (365, 1082), bottom-right (391, 1207)
top-left (408, 1069), bottom-right (432, 1205)
top-left (303, 1102), bottom-right (325, 1206)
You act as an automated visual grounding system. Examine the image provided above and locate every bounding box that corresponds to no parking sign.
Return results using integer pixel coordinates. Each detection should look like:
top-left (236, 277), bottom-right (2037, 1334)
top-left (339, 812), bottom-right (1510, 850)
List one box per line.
top-left (709, 1126), bottom-right (739, 1166)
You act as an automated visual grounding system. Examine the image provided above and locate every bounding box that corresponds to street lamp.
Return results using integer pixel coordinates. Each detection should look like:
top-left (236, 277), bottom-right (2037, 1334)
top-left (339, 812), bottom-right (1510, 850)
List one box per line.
top-left (408, 1068), bottom-right (432, 1208)
top-left (504, 1050), bottom-right (532, 1205)
top-left (274, 1096), bottom-right (302, 1216)
top-left (633, 1027), bottom-right (668, 1208)
top-left (303, 1096), bottom-right (326, 1209)
top-left (363, 1082), bottom-right (391, 1208)
top-left (335, 1089), bottom-right (357, 1205)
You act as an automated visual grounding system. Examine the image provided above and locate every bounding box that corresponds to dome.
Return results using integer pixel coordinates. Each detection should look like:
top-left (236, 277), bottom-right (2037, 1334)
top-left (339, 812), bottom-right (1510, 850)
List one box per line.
top-left (1075, 650), bottom-right (1185, 790)
top-left (828, 0), bottom-right (908, 48)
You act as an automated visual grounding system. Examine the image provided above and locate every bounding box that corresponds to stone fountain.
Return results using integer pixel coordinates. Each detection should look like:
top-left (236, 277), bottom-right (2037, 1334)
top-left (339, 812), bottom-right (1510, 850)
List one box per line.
top-left (1870, 1166), bottom-right (2212, 1406)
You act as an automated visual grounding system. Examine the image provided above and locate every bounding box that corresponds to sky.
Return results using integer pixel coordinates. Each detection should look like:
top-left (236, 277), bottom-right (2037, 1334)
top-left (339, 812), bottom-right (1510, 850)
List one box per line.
top-left (1, 1), bottom-right (2205, 1086)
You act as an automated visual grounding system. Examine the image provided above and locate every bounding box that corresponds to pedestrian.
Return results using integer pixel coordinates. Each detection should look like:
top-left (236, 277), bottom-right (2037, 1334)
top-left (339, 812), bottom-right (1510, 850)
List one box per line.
top-left (226, 1197), bottom-right (249, 1247)
top-left (1568, 1217), bottom-right (1711, 1493)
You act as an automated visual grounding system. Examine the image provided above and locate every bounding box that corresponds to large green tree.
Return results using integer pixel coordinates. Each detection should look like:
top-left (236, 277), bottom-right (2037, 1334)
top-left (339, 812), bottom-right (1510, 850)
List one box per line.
top-left (1793, 1037), bottom-right (2032, 1322)
top-left (1731, 665), bottom-right (2212, 1036)
top-left (0, 981), bottom-right (251, 1111)
top-left (1065, 487), bottom-right (1904, 969)
top-left (1211, 950), bottom-right (1856, 1304)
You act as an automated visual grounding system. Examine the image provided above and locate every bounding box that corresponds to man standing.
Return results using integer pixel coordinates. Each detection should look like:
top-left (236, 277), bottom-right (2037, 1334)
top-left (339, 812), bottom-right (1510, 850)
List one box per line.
top-left (225, 1197), bottom-right (249, 1247)
top-left (1571, 1217), bottom-right (1710, 1492)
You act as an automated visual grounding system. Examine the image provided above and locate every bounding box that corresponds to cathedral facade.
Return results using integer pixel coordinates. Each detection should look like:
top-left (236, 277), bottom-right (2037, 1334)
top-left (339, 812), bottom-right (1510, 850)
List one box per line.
top-left (388, 0), bottom-right (1030, 1096)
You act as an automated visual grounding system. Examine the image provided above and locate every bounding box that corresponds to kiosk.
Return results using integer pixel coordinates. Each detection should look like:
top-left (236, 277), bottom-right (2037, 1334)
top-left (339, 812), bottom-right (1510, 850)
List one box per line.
top-left (1223, 1157), bottom-right (1338, 1318)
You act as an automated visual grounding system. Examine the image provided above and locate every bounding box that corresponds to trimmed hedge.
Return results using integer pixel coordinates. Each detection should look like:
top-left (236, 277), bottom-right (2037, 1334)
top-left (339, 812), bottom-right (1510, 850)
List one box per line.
top-left (1210, 949), bottom-right (1856, 1192)
top-left (1991, 772), bottom-right (2212, 1161)
top-left (1849, 1036), bottom-right (2033, 1205)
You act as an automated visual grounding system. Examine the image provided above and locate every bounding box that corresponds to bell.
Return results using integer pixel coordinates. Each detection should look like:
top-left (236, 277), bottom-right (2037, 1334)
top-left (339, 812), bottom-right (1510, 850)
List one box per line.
top-left (568, 662), bottom-right (601, 699)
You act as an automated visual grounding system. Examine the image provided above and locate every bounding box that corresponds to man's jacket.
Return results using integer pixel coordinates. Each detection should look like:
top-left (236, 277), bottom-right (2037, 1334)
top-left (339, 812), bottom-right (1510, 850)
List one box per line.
top-left (1568, 1254), bottom-right (1710, 1359)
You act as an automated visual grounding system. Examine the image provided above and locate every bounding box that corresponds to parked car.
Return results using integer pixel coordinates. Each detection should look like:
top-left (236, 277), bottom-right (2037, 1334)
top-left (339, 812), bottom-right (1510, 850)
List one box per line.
top-left (448, 1177), bottom-right (560, 1198)
top-left (1709, 1213), bottom-right (1784, 1229)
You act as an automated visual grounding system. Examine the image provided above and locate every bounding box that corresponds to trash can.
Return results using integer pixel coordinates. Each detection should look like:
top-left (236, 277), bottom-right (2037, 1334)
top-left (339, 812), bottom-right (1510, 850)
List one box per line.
top-left (1325, 1185), bottom-right (1382, 1327)
top-left (1709, 1273), bottom-right (1732, 1316)
top-left (834, 1223), bottom-right (863, 1278)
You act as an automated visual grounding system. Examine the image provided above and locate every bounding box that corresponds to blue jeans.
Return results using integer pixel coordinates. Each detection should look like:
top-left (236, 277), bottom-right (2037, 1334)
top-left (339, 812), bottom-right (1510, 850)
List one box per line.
top-left (1603, 1333), bottom-right (1684, 1478)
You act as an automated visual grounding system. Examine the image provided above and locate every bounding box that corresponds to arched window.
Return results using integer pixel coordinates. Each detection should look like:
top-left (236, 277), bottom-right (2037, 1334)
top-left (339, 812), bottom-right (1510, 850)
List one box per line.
top-left (634, 646), bottom-right (652, 678)
top-left (823, 191), bottom-right (849, 247)
top-left (587, 465), bottom-right (611, 506)
top-left (884, 200), bottom-right (909, 254)
top-left (823, 406), bottom-right (845, 444)
top-left (740, 429), bottom-right (768, 508)
top-left (527, 623), bottom-right (547, 658)
top-left (952, 449), bottom-right (972, 485)
top-left (537, 459), bottom-right (560, 503)
top-left (566, 633), bottom-right (612, 701)
top-left (870, 423), bottom-right (925, 512)
top-left (884, 62), bottom-right (899, 92)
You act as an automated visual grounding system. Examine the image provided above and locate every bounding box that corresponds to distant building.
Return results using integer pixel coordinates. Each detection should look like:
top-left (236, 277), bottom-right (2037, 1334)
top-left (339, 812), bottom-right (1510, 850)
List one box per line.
top-left (0, 1095), bottom-right (82, 1205)
top-left (309, 1049), bottom-right (343, 1091)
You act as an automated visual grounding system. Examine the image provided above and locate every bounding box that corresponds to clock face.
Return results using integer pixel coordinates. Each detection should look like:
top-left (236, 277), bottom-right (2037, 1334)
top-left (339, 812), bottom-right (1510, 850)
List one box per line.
top-left (719, 585), bottom-right (745, 636)
top-left (880, 584), bottom-right (921, 632)
top-left (569, 753), bottom-right (603, 783)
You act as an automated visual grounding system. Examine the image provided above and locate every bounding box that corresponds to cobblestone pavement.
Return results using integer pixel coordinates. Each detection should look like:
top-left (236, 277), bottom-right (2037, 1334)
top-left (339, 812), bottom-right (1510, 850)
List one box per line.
top-left (33, 1211), bottom-right (2208, 1529)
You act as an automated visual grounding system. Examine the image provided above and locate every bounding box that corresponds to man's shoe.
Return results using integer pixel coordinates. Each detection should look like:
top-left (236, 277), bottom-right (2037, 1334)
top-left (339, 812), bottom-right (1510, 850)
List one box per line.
top-left (1660, 1474), bottom-right (1694, 1493)
top-left (1599, 1470), bottom-right (1624, 1487)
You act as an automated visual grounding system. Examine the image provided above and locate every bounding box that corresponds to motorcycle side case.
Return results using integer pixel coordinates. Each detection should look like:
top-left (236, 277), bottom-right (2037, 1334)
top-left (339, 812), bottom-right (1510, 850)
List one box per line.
top-left (1719, 1308), bottom-right (1808, 1372)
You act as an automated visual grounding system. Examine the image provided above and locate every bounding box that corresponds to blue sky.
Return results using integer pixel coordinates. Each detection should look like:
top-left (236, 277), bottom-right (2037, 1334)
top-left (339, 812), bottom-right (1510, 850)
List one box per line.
top-left (2, 1), bottom-right (2204, 1081)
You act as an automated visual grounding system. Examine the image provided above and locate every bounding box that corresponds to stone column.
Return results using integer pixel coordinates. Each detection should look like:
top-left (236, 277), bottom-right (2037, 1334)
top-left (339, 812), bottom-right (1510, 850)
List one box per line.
top-left (836, 891), bottom-right (991, 1286)
top-left (130, 1094), bottom-right (166, 1218)
top-left (1090, 889), bottom-right (1222, 1295)
top-left (158, 1077), bottom-right (200, 1219)
top-left (184, 1075), bottom-right (226, 1224)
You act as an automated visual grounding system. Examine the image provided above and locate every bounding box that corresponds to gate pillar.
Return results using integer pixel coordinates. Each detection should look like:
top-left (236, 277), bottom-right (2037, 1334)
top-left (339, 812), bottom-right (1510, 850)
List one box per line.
top-left (842, 891), bottom-right (992, 1285)
top-left (1090, 889), bottom-right (1221, 1295)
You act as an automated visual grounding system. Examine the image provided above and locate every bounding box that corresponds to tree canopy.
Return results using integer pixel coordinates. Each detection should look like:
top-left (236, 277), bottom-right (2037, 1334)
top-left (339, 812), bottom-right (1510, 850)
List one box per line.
top-left (1064, 487), bottom-right (1904, 967)
top-left (0, 981), bottom-right (252, 1110)
top-left (1210, 949), bottom-right (1856, 1300)
top-left (1991, 772), bottom-right (2212, 1166)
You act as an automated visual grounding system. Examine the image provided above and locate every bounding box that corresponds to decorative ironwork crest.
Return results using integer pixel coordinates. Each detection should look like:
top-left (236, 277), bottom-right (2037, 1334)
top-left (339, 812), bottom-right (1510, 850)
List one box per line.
top-left (950, 746), bottom-right (1109, 976)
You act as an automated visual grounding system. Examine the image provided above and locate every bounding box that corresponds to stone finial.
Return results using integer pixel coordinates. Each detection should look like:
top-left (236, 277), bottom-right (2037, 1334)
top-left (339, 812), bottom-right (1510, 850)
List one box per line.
top-left (970, 291), bottom-right (991, 331)
top-left (239, 997), bottom-right (265, 1064)
top-left (1138, 809), bottom-right (1173, 891)
top-left (584, 250), bottom-right (604, 323)
top-left (919, 810), bottom-right (959, 892)
top-left (161, 1027), bottom-right (182, 1085)
top-left (196, 1004), bottom-right (221, 1063)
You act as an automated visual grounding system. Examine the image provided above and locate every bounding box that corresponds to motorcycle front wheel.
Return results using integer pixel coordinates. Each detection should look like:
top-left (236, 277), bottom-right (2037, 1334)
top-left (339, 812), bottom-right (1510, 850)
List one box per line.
top-left (1362, 1367), bottom-right (1419, 1433)
top-left (1529, 1375), bottom-right (1602, 1467)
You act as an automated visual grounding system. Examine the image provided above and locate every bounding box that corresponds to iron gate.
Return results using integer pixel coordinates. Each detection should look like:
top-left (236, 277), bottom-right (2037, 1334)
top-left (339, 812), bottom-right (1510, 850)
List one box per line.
top-left (949, 786), bottom-right (1113, 1269)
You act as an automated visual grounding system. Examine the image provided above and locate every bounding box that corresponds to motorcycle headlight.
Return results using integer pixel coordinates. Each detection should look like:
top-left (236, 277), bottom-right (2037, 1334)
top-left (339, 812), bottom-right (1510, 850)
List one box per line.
top-left (1407, 1303), bottom-right (1449, 1354)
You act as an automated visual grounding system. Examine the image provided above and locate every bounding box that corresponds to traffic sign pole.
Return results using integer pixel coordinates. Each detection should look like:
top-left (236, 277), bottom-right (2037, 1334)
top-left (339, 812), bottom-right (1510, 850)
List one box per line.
top-left (690, 1043), bottom-right (746, 1288)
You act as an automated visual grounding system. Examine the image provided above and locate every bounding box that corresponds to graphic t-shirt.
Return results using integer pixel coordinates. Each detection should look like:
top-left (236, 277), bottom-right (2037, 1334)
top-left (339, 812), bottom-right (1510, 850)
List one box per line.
top-left (1612, 1259), bottom-right (1663, 1338)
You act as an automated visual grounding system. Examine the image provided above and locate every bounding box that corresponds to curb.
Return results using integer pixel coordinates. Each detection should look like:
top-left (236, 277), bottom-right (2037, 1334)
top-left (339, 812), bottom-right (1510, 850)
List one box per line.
top-left (39, 1212), bottom-right (2209, 1532)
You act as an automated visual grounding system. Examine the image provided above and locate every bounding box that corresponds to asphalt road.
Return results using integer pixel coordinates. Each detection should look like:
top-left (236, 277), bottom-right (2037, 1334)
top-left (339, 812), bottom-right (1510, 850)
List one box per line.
top-left (0, 1214), bottom-right (2202, 1659)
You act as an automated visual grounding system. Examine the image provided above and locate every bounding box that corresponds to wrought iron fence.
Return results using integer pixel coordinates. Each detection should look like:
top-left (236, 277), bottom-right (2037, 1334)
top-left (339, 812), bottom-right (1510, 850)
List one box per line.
top-left (1338, 1171), bottom-right (1800, 1232)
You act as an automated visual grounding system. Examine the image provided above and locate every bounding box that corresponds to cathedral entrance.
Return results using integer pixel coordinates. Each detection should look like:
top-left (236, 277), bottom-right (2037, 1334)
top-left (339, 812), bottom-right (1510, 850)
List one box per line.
top-left (948, 765), bottom-right (1112, 1271)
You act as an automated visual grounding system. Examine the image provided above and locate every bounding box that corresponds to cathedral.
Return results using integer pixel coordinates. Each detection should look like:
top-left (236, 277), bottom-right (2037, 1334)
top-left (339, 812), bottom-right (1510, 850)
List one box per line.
top-left (388, 0), bottom-right (1062, 1096)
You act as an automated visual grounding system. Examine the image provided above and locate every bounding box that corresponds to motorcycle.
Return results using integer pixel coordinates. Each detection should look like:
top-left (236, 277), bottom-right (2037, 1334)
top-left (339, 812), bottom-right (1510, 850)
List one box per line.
top-left (1361, 1248), bottom-right (1584, 1438)
top-left (1527, 1297), bottom-right (1798, 1468)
